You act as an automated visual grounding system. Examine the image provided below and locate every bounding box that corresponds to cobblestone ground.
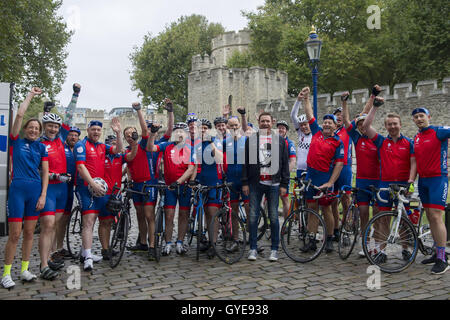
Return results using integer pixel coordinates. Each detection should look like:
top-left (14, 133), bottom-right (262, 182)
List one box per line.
top-left (0, 207), bottom-right (448, 301)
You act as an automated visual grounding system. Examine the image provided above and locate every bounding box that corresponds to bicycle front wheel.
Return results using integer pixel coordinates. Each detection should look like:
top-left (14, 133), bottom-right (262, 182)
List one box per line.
top-left (109, 212), bottom-right (129, 268)
top-left (281, 208), bottom-right (326, 263)
top-left (66, 206), bottom-right (83, 259)
top-left (154, 207), bottom-right (164, 262)
top-left (211, 209), bottom-right (247, 265)
top-left (362, 211), bottom-right (418, 273)
top-left (338, 205), bottom-right (360, 260)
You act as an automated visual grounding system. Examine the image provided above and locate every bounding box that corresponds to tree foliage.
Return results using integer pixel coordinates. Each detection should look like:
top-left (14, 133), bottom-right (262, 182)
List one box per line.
top-left (229, 0), bottom-right (450, 94)
top-left (130, 15), bottom-right (225, 121)
top-left (0, 0), bottom-right (72, 99)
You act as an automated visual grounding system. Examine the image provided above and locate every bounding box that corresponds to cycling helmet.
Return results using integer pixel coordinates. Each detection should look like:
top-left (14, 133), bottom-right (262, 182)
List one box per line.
top-left (174, 122), bottom-right (188, 131)
top-left (297, 114), bottom-right (308, 123)
top-left (186, 113), bottom-right (198, 124)
top-left (213, 117), bottom-right (228, 126)
top-left (42, 113), bottom-right (62, 125)
top-left (105, 135), bottom-right (117, 145)
top-left (333, 107), bottom-right (343, 115)
top-left (69, 126), bottom-right (81, 135)
top-left (355, 114), bottom-right (367, 125)
top-left (200, 118), bottom-right (212, 129)
top-left (88, 177), bottom-right (108, 197)
top-left (276, 120), bottom-right (289, 130)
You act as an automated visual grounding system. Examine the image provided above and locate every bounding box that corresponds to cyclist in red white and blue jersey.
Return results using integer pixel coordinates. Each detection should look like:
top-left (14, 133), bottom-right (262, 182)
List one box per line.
top-left (124, 101), bottom-right (173, 257)
top-left (302, 87), bottom-right (344, 254)
top-left (74, 118), bottom-right (123, 271)
top-left (342, 88), bottom-right (381, 256)
top-left (363, 96), bottom-right (417, 264)
top-left (410, 107), bottom-right (450, 274)
top-left (276, 120), bottom-right (297, 219)
top-left (148, 122), bottom-right (195, 257)
top-left (190, 118), bottom-right (224, 258)
top-left (2, 87), bottom-right (50, 289)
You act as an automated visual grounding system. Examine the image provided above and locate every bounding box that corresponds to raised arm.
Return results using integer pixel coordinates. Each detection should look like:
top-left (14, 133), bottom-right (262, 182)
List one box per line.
top-left (11, 87), bottom-right (42, 137)
top-left (146, 124), bottom-right (161, 153)
top-left (132, 102), bottom-right (148, 137)
top-left (236, 106), bottom-right (248, 133)
top-left (341, 92), bottom-right (351, 129)
top-left (290, 98), bottom-right (302, 130)
top-left (362, 97), bottom-right (384, 139)
top-left (361, 85), bottom-right (382, 116)
top-left (65, 83), bottom-right (80, 127)
top-left (163, 99), bottom-right (174, 138)
top-left (302, 87), bottom-right (313, 121)
top-left (110, 117), bottom-right (123, 154)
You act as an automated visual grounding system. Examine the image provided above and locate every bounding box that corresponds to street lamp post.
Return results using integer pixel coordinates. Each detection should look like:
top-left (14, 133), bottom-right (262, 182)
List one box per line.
top-left (305, 26), bottom-right (322, 120)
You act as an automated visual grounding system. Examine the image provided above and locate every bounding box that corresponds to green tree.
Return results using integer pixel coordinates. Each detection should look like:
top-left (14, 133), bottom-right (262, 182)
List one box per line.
top-left (231, 0), bottom-right (449, 94)
top-left (0, 0), bottom-right (72, 99)
top-left (130, 15), bottom-right (224, 121)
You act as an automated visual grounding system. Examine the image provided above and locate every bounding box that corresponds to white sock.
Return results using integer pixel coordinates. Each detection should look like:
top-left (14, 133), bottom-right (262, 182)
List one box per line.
top-left (84, 249), bottom-right (92, 259)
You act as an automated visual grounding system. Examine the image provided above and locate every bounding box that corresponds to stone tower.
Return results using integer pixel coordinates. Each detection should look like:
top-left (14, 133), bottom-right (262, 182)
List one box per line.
top-left (188, 30), bottom-right (288, 124)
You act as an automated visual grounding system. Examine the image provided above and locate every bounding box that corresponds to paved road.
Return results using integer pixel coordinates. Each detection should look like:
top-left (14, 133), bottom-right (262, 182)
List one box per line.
top-left (0, 209), bottom-right (448, 301)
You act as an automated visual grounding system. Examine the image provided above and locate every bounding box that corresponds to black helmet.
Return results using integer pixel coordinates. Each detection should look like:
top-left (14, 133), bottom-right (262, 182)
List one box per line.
top-left (200, 118), bottom-right (212, 129)
top-left (105, 135), bottom-right (117, 145)
top-left (276, 120), bottom-right (289, 130)
top-left (106, 195), bottom-right (122, 215)
top-left (213, 117), bottom-right (228, 126)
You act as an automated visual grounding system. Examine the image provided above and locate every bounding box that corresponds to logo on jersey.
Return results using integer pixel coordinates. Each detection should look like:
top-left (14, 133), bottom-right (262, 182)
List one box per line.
top-left (46, 145), bottom-right (51, 152)
top-left (77, 147), bottom-right (83, 153)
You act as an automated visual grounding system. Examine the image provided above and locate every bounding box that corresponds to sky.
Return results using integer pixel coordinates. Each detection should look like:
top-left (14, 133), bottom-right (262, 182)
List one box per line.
top-left (55, 0), bottom-right (265, 111)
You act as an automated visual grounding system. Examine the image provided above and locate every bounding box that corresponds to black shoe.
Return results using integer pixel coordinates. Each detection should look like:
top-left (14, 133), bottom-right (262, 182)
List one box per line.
top-left (58, 248), bottom-right (73, 259)
top-left (207, 246), bottom-right (216, 259)
top-left (373, 252), bottom-right (387, 264)
top-left (300, 237), bottom-right (317, 253)
top-left (332, 230), bottom-right (340, 243)
top-left (47, 259), bottom-right (64, 271)
top-left (402, 249), bottom-right (412, 261)
top-left (199, 241), bottom-right (210, 252)
top-left (431, 259), bottom-right (449, 275)
top-left (128, 243), bottom-right (148, 252)
top-left (101, 249), bottom-right (118, 261)
top-left (325, 240), bottom-right (334, 253)
top-left (148, 247), bottom-right (156, 261)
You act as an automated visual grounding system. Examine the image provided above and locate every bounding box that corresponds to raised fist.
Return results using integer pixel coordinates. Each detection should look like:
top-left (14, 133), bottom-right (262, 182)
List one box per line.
top-left (73, 83), bottom-right (81, 94)
top-left (341, 91), bottom-right (350, 102)
top-left (298, 87), bottom-right (310, 101)
top-left (373, 97), bottom-right (384, 108)
top-left (31, 87), bottom-right (42, 96)
top-left (237, 106), bottom-right (246, 115)
top-left (150, 123), bottom-right (161, 134)
top-left (372, 85), bottom-right (382, 97)
top-left (132, 102), bottom-right (141, 111)
top-left (163, 98), bottom-right (173, 112)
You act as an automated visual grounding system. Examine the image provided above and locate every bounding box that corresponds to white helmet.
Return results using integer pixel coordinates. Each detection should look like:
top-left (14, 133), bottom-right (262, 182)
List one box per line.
top-left (297, 114), bottom-right (308, 123)
top-left (42, 113), bottom-right (62, 125)
top-left (88, 177), bottom-right (108, 197)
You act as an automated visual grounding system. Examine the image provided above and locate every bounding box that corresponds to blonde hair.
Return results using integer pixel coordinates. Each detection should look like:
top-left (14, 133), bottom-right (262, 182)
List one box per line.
top-left (384, 113), bottom-right (402, 125)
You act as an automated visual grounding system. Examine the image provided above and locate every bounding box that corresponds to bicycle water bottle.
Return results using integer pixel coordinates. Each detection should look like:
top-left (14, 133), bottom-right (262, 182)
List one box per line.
top-left (407, 209), bottom-right (420, 225)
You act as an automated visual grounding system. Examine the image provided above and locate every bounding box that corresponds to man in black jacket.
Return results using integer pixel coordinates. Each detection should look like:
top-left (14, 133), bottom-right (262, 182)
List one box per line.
top-left (242, 112), bottom-right (290, 261)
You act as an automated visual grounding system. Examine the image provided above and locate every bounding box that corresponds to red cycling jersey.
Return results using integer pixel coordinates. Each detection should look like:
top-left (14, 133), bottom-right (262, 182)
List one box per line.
top-left (413, 126), bottom-right (450, 178)
top-left (307, 118), bottom-right (344, 173)
top-left (347, 122), bottom-right (380, 180)
top-left (104, 154), bottom-right (125, 195)
top-left (156, 142), bottom-right (194, 185)
top-left (335, 126), bottom-right (352, 166)
top-left (372, 133), bottom-right (414, 182)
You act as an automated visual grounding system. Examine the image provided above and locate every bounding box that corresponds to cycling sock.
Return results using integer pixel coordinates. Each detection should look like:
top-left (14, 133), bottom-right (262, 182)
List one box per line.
top-left (84, 249), bottom-right (92, 259)
top-left (21, 261), bottom-right (29, 273)
top-left (436, 247), bottom-right (446, 262)
top-left (176, 240), bottom-right (183, 245)
top-left (3, 265), bottom-right (12, 277)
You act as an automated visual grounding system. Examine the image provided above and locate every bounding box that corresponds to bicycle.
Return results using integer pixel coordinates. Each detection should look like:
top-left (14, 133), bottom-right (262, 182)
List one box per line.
top-left (237, 194), bottom-right (269, 241)
top-left (141, 181), bottom-right (168, 262)
top-left (337, 185), bottom-right (375, 260)
top-left (362, 184), bottom-right (420, 273)
top-left (280, 177), bottom-right (329, 263)
top-left (210, 181), bottom-right (247, 264)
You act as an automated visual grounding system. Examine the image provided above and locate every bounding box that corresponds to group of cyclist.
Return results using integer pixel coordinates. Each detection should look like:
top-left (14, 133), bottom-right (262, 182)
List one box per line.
top-left (1, 80), bottom-right (449, 289)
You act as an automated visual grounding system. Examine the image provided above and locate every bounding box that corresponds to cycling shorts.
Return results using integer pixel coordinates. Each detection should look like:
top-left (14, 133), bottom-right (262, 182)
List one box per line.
top-left (41, 182), bottom-right (68, 217)
top-left (418, 176), bottom-right (448, 211)
top-left (306, 167), bottom-right (332, 202)
top-left (75, 185), bottom-right (111, 220)
top-left (229, 180), bottom-right (249, 204)
top-left (355, 179), bottom-right (379, 206)
top-left (132, 180), bottom-right (157, 207)
top-left (64, 182), bottom-right (75, 216)
top-left (7, 179), bottom-right (42, 222)
top-left (334, 164), bottom-right (352, 195)
top-left (165, 185), bottom-right (191, 211)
